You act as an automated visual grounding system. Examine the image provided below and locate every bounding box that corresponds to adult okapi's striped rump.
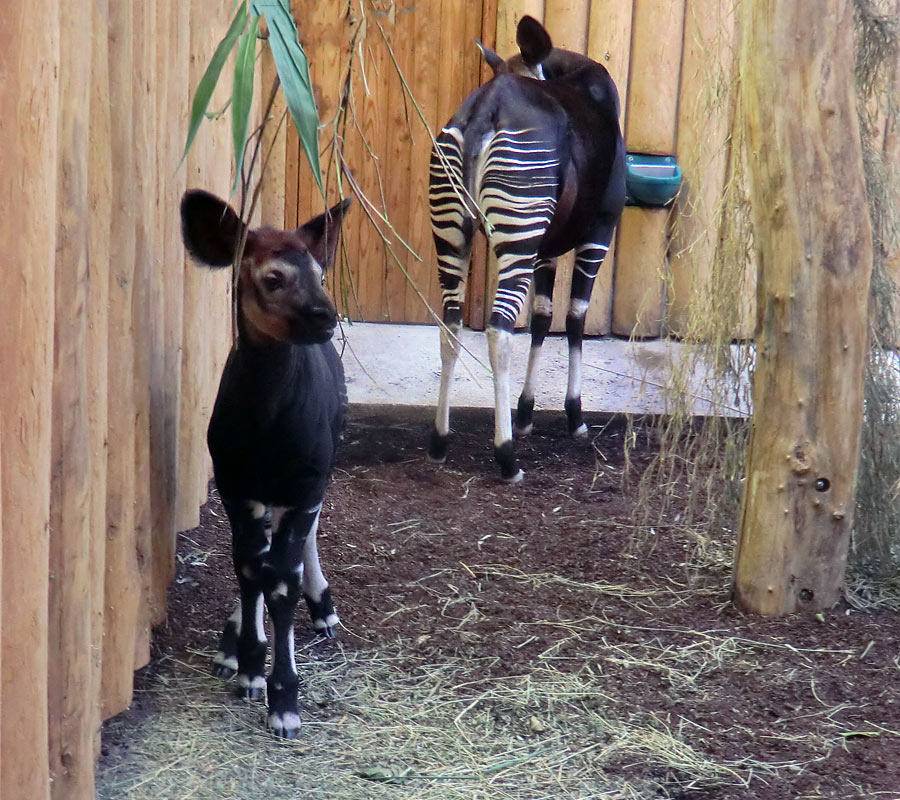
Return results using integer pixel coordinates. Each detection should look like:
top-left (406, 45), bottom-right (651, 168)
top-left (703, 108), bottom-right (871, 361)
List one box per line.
top-left (427, 15), bottom-right (626, 483)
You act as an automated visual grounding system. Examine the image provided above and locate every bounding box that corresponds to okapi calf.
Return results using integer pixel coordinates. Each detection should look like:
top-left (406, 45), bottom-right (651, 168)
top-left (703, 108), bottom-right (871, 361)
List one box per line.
top-left (428, 15), bottom-right (626, 482)
top-left (181, 189), bottom-right (351, 738)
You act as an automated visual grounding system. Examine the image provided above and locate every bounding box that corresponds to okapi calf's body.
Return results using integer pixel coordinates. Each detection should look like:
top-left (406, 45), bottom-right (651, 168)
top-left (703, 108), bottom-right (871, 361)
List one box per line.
top-left (181, 189), bottom-right (351, 738)
top-left (428, 15), bottom-right (626, 482)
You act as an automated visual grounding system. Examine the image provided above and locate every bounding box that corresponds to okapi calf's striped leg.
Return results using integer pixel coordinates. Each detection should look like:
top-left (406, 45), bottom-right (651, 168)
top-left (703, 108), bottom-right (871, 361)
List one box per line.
top-left (259, 505), bottom-right (324, 738)
top-left (214, 500), bottom-right (270, 701)
top-left (515, 258), bottom-right (556, 437)
top-left (564, 221), bottom-right (617, 436)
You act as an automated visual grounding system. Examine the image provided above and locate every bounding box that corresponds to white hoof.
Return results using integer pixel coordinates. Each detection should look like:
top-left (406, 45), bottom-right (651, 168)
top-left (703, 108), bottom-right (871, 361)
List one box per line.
top-left (514, 423), bottom-right (533, 437)
top-left (571, 423), bottom-right (589, 439)
top-left (503, 469), bottom-right (525, 484)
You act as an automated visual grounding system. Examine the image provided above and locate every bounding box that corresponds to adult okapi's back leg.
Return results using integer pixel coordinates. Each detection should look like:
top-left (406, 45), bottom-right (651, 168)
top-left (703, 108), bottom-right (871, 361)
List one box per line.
top-left (515, 258), bottom-right (556, 437)
top-left (428, 127), bottom-right (475, 464)
top-left (564, 217), bottom-right (618, 436)
top-left (480, 131), bottom-right (558, 482)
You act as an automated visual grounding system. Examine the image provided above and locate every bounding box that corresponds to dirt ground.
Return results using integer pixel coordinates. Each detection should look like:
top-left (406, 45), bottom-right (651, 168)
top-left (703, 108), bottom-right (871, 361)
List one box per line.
top-left (98, 405), bottom-right (900, 800)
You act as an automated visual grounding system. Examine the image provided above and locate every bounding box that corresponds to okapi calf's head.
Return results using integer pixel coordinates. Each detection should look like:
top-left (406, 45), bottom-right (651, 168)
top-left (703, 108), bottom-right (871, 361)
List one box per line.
top-left (180, 189), bottom-right (351, 346)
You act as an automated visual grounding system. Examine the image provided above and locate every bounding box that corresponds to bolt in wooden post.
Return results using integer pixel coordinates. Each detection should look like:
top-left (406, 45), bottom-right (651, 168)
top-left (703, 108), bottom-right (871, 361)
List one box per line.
top-left (733, 0), bottom-right (874, 614)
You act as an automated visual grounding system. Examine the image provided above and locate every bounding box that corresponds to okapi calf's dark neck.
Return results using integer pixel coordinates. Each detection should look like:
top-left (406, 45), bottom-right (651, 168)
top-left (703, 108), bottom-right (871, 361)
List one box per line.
top-left (181, 189), bottom-right (351, 739)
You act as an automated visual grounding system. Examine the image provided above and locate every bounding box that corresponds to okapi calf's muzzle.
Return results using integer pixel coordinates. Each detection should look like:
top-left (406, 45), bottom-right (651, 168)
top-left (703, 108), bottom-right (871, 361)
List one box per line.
top-left (181, 189), bottom-right (351, 739)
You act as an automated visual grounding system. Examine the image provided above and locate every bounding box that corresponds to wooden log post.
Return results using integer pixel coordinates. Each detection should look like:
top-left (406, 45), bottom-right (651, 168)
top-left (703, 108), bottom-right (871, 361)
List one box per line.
top-left (48, 1), bottom-right (94, 797)
top-left (131, 0), bottom-right (157, 667)
top-left (613, 0), bottom-right (686, 338)
top-left (87, 0), bottom-right (112, 742)
top-left (0, 2), bottom-right (59, 799)
top-left (102, 0), bottom-right (141, 718)
top-left (733, 0), bottom-right (874, 614)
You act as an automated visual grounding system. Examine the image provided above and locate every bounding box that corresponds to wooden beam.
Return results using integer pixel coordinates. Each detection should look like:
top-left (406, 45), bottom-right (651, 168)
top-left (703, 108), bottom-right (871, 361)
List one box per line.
top-left (48, 0), bottom-right (94, 795)
top-left (102, 0), bottom-right (141, 719)
top-left (612, 0), bottom-right (686, 338)
top-left (0, 2), bottom-right (59, 798)
top-left (87, 0), bottom-right (112, 729)
top-left (733, 0), bottom-right (873, 614)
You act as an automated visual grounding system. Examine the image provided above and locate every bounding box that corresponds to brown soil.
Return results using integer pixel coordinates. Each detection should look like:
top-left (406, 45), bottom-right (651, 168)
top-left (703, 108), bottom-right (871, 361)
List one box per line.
top-left (106, 405), bottom-right (900, 799)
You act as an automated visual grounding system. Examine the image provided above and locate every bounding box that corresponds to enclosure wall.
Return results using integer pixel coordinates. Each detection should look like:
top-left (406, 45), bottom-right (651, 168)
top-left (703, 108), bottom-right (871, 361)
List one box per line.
top-left (0, 3), bottom-right (246, 798)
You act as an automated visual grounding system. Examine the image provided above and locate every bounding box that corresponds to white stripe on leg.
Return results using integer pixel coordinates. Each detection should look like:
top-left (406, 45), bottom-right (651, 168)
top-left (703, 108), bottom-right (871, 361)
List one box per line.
top-left (435, 323), bottom-right (461, 437)
top-left (487, 327), bottom-right (514, 447)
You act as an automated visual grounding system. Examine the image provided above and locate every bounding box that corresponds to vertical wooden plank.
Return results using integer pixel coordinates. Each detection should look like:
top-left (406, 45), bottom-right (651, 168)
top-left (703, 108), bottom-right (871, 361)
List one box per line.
top-left (87, 0), bottom-right (112, 726)
top-left (584, 0), bottom-right (633, 335)
top-left (545, 0), bottom-right (589, 335)
top-left (179, 0), bottom-right (231, 532)
top-left (150, 0), bottom-right (178, 623)
top-left (160, 0), bottom-right (190, 586)
top-left (102, 0), bottom-right (141, 719)
top-left (496, 0), bottom-right (544, 52)
top-left (612, 0), bottom-right (686, 338)
top-left (404, 0), bottom-right (443, 323)
top-left (668, 0), bottom-right (738, 336)
top-left (0, 2), bottom-right (58, 798)
top-left (382, 9), bottom-right (414, 321)
top-left (349, 5), bottom-right (393, 321)
top-left (612, 206), bottom-right (668, 337)
top-left (260, 41), bottom-right (288, 228)
top-left (48, 0), bottom-right (94, 795)
top-left (131, 0), bottom-right (157, 668)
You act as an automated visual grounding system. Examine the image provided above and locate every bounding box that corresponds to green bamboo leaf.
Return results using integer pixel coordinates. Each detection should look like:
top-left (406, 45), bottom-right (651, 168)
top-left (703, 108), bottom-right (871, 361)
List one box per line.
top-left (181, 2), bottom-right (249, 165)
top-left (252, 1), bottom-right (323, 193)
top-left (231, 15), bottom-right (260, 192)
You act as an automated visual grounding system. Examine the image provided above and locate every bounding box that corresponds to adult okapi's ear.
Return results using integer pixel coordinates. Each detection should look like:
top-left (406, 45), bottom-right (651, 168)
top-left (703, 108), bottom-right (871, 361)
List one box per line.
top-left (295, 197), bottom-right (353, 270)
top-left (516, 15), bottom-right (552, 67)
top-left (181, 189), bottom-right (243, 267)
top-left (475, 39), bottom-right (507, 75)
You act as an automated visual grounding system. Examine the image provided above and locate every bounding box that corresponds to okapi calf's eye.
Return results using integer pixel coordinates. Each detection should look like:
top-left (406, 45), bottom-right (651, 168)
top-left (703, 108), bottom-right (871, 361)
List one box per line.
top-left (181, 189), bottom-right (352, 739)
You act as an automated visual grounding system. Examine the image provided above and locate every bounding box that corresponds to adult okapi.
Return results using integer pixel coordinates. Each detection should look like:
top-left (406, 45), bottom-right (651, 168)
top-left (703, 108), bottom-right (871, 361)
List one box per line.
top-left (181, 189), bottom-right (351, 738)
top-left (427, 15), bottom-right (626, 482)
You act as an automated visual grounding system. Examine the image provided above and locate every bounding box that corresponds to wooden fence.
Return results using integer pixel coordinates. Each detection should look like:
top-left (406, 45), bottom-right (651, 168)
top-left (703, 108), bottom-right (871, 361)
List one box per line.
top-left (282, 0), bottom-right (756, 338)
top-left (0, 2), bottom-right (244, 798)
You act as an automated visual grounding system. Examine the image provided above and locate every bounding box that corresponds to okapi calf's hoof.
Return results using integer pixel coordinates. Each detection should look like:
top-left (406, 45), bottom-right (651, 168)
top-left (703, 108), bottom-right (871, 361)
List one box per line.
top-left (305, 588), bottom-right (340, 639)
top-left (427, 425), bottom-right (450, 464)
top-left (236, 674), bottom-right (267, 702)
top-left (267, 676), bottom-right (301, 739)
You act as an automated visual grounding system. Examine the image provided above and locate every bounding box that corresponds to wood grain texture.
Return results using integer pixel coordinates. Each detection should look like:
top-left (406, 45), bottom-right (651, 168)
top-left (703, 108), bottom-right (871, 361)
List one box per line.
top-left (667, 0), bottom-right (738, 336)
top-left (0, 2), bottom-right (59, 798)
top-left (733, 0), bottom-right (873, 614)
top-left (585, 0), bottom-right (634, 335)
top-left (48, 1), bottom-right (95, 796)
top-left (102, 0), bottom-right (141, 719)
top-left (87, 0), bottom-right (112, 725)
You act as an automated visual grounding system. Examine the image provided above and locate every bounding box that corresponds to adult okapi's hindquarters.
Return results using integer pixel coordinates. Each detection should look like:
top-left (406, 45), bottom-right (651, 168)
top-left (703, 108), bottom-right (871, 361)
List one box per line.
top-left (427, 15), bottom-right (625, 482)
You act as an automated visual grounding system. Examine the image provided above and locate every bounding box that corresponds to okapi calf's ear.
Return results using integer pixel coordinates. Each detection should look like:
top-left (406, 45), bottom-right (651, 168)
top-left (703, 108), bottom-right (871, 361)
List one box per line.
top-left (181, 189), bottom-right (243, 267)
top-left (516, 15), bottom-right (553, 68)
top-left (294, 198), bottom-right (353, 270)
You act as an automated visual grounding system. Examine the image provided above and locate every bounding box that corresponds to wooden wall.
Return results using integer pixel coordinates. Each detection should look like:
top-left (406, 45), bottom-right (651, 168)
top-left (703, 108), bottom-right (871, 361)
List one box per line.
top-left (0, 2), bottom-right (242, 798)
top-left (279, 0), bottom-right (752, 339)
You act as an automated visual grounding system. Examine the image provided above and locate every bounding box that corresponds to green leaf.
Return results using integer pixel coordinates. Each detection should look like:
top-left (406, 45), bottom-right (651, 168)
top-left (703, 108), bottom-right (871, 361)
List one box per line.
top-left (181, 2), bottom-right (249, 165)
top-left (231, 15), bottom-right (260, 192)
top-left (251, 1), bottom-right (323, 194)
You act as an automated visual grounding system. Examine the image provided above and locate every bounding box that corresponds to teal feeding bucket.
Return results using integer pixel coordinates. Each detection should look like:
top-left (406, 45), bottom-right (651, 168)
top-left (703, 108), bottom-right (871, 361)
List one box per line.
top-left (625, 153), bottom-right (682, 207)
